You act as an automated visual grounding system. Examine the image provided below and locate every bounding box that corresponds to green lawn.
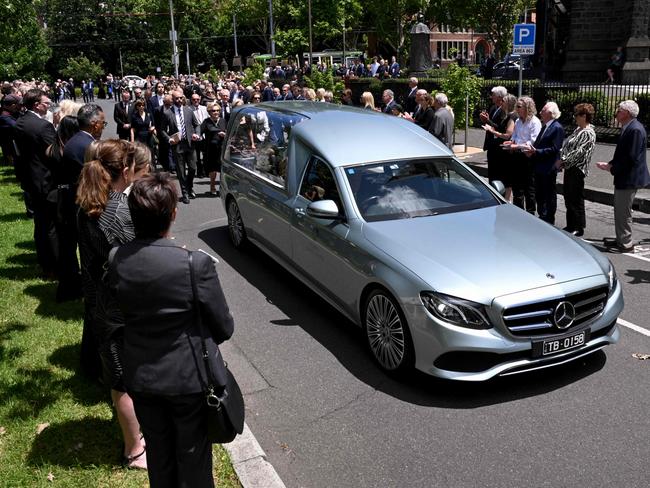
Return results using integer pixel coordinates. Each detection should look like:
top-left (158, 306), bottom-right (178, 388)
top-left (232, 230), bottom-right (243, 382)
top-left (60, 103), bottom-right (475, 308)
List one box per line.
top-left (0, 166), bottom-right (240, 487)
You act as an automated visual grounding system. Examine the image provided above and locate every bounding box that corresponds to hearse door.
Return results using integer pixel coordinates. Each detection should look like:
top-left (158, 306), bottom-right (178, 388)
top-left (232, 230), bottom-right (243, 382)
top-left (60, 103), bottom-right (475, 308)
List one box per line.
top-left (291, 156), bottom-right (352, 306)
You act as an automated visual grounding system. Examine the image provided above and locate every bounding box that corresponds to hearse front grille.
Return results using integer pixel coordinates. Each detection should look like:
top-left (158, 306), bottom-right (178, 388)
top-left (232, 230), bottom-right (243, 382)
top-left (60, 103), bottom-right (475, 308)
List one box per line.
top-left (502, 286), bottom-right (608, 337)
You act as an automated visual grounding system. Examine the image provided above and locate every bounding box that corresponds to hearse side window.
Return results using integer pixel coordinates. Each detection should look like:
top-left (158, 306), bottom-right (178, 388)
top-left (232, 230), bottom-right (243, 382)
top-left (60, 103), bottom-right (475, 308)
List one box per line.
top-left (300, 157), bottom-right (345, 216)
top-left (224, 108), bottom-right (307, 187)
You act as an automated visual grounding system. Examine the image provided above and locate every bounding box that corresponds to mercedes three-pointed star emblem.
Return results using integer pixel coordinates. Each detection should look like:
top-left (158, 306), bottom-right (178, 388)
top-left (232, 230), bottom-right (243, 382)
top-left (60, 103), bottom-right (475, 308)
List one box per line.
top-left (553, 301), bottom-right (575, 329)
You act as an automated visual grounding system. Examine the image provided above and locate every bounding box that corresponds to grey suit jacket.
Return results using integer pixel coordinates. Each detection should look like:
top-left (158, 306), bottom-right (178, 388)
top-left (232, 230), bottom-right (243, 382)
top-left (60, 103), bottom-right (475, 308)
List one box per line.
top-left (108, 239), bottom-right (234, 395)
top-left (430, 107), bottom-right (454, 149)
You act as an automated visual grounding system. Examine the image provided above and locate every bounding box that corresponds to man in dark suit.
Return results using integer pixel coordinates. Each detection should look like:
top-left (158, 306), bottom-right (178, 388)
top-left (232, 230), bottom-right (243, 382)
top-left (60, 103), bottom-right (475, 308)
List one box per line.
top-left (148, 82), bottom-right (166, 118)
top-left (114, 90), bottom-right (133, 140)
top-left (58, 104), bottom-right (105, 298)
top-left (161, 90), bottom-right (200, 204)
top-left (524, 101), bottom-right (565, 225)
top-left (404, 77), bottom-right (418, 114)
top-left (480, 86), bottom-right (508, 183)
top-left (14, 88), bottom-right (57, 277)
top-left (597, 100), bottom-right (650, 252)
top-left (381, 89), bottom-right (397, 114)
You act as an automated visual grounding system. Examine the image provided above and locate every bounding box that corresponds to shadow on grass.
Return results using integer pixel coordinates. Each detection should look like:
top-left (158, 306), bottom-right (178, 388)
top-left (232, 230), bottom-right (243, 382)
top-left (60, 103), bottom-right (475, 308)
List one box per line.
top-left (15, 240), bottom-right (34, 250)
top-left (0, 211), bottom-right (31, 223)
top-left (49, 344), bottom-right (107, 406)
top-left (28, 417), bottom-right (122, 468)
top-left (23, 283), bottom-right (83, 321)
top-left (0, 367), bottom-right (63, 420)
top-left (0, 323), bottom-right (28, 362)
top-left (0, 251), bottom-right (42, 281)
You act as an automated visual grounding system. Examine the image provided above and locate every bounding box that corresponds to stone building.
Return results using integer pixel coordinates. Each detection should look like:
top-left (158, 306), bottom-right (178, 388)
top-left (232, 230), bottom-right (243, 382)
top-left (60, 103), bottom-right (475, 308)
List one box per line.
top-left (537, 0), bottom-right (650, 82)
top-left (429, 24), bottom-right (493, 67)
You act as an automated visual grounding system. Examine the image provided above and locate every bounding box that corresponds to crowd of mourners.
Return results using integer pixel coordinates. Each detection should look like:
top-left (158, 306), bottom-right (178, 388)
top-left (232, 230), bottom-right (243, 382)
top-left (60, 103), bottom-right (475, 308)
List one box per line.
top-left (479, 85), bottom-right (649, 253)
top-left (0, 60), bottom-right (649, 486)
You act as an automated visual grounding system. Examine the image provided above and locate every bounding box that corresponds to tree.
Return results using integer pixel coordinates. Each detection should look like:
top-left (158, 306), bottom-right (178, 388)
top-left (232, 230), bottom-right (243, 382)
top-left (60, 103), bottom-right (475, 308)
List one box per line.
top-left (431, 0), bottom-right (536, 58)
top-left (440, 63), bottom-right (482, 130)
top-left (0, 0), bottom-right (51, 79)
top-left (61, 55), bottom-right (104, 81)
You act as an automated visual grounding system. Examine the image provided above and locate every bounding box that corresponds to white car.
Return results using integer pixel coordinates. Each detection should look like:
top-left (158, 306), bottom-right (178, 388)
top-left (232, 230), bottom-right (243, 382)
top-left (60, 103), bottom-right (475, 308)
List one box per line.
top-left (122, 75), bottom-right (146, 88)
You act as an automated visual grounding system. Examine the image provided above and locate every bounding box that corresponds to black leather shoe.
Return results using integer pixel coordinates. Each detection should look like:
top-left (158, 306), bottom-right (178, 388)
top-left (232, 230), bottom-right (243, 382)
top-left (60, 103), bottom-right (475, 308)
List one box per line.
top-left (571, 229), bottom-right (584, 237)
top-left (609, 244), bottom-right (634, 254)
top-left (562, 226), bottom-right (573, 232)
top-left (189, 191), bottom-right (197, 199)
top-left (180, 196), bottom-right (190, 204)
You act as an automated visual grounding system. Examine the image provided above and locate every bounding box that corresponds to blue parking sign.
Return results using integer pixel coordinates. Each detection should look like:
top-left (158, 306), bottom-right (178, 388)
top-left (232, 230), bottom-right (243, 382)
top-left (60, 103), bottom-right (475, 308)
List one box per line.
top-left (513, 24), bottom-right (535, 55)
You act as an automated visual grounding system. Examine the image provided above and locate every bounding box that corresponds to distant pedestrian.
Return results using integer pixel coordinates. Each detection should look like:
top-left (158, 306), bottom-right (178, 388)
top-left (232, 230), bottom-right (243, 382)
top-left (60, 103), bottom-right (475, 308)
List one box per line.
top-left (556, 103), bottom-right (596, 237)
top-left (429, 93), bottom-right (454, 149)
top-left (596, 100), bottom-right (650, 253)
top-left (480, 86), bottom-right (508, 184)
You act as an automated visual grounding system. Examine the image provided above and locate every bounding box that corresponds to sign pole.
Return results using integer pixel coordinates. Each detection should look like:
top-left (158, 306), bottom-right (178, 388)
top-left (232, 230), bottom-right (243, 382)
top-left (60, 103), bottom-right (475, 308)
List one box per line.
top-left (518, 60), bottom-right (523, 98)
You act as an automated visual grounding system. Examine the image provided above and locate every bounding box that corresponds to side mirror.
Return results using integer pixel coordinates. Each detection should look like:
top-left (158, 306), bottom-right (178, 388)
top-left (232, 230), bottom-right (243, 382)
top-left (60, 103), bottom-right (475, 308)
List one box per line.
top-left (306, 199), bottom-right (340, 219)
top-left (490, 180), bottom-right (506, 196)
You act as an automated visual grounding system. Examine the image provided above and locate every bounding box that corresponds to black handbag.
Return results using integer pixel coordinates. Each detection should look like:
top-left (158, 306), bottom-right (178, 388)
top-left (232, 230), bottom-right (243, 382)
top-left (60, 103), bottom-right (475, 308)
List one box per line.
top-left (188, 251), bottom-right (245, 443)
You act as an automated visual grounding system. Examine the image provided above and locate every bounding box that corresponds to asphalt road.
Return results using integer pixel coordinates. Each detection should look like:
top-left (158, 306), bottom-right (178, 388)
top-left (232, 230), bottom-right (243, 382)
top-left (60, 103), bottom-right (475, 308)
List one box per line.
top-left (95, 97), bottom-right (650, 487)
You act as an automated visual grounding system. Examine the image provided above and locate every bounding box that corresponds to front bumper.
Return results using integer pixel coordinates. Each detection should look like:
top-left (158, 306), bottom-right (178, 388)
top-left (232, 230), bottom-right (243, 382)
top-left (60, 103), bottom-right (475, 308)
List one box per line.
top-left (408, 277), bottom-right (623, 381)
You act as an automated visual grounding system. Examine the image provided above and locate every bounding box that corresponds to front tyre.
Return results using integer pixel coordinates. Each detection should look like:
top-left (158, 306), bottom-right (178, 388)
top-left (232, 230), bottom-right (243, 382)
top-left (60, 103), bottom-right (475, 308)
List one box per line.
top-left (363, 289), bottom-right (414, 373)
top-left (227, 198), bottom-right (247, 249)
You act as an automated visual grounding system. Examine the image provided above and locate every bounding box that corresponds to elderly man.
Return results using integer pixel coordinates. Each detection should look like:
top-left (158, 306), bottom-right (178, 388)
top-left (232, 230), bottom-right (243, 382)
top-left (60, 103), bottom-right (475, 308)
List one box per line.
top-left (596, 100), bottom-right (650, 253)
top-left (523, 101), bottom-right (565, 225)
top-left (381, 89), bottom-right (396, 114)
top-left (480, 86), bottom-right (508, 183)
top-left (405, 77), bottom-right (418, 114)
top-left (430, 93), bottom-right (454, 149)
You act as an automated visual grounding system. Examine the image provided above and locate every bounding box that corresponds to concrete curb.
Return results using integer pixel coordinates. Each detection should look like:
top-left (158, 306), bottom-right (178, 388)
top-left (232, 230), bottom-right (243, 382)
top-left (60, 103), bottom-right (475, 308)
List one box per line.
top-left (224, 423), bottom-right (287, 488)
top-left (464, 160), bottom-right (650, 214)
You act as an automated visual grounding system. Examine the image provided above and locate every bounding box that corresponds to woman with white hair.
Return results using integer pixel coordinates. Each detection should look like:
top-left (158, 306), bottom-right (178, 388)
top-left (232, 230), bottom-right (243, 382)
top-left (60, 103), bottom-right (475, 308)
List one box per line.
top-left (503, 96), bottom-right (541, 214)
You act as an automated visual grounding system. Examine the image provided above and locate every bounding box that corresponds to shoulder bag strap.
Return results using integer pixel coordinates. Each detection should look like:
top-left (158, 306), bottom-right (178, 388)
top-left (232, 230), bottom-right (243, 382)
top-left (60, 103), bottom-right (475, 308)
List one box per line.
top-left (188, 251), bottom-right (223, 406)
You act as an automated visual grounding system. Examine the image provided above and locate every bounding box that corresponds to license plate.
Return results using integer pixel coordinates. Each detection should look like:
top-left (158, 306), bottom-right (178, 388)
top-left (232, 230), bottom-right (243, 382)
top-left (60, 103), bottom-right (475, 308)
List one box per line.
top-left (536, 330), bottom-right (589, 357)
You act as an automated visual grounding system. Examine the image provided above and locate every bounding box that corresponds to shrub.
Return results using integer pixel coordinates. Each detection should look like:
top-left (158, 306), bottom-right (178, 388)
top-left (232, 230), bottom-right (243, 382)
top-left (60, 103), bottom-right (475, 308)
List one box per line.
top-left (439, 63), bottom-right (483, 130)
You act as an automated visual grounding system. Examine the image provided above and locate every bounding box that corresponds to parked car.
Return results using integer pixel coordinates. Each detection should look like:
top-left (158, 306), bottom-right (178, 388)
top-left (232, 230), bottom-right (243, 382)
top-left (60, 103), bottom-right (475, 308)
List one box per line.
top-left (122, 75), bottom-right (146, 88)
top-left (220, 102), bottom-right (622, 381)
top-left (492, 61), bottom-right (533, 80)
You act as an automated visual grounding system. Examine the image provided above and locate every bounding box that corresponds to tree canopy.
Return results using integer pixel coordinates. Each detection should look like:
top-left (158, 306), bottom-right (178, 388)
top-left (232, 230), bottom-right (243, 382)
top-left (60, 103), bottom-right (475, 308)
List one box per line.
top-left (1, 0), bottom-right (535, 80)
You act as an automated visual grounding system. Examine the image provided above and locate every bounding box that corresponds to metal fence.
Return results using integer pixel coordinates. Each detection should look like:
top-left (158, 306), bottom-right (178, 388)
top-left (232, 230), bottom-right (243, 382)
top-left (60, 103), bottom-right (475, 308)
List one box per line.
top-left (475, 80), bottom-right (650, 141)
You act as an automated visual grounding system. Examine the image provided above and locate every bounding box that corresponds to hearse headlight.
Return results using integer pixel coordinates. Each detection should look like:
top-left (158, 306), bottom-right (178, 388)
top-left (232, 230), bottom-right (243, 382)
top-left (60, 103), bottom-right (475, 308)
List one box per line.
top-left (607, 263), bottom-right (617, 296)
top-left (420, 292), bottom-right (492, 329)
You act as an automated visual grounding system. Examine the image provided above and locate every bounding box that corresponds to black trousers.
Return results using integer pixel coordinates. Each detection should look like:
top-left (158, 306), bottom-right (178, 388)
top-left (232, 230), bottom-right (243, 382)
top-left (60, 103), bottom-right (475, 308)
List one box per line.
top-left (512, 153), bottom-right (536, 214)
top-left (32, 194), bottom-right (58, 275)
top-left (534, 171), bottom-right (557, 225)
top-left (564, 167), bottom-right (586, 231)
top-left (174, 147), bottom-right (197, 198)
top-left (130, 392), bottom-right (214, 488)
top-left (55, 192), bottom-right (81, 299)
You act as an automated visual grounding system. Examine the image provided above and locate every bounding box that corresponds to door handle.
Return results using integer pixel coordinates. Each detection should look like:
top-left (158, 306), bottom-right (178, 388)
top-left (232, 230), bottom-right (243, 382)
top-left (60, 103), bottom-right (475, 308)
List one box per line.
top-left (294, 207), bottom-right (306, 217)
top-left (248, 188), bottom-right (261, 198)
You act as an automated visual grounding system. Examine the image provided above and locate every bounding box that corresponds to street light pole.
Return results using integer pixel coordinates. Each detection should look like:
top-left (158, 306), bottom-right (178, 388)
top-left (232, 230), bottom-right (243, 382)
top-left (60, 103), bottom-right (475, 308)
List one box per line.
top-left (308, 0), bottom-right (313, 66)
top-left (169, 0), bottom-right (179, 78)
top-left (233, 14), bottom-right (238, 57)
top-left (268, 0), bottom-right (276, 57)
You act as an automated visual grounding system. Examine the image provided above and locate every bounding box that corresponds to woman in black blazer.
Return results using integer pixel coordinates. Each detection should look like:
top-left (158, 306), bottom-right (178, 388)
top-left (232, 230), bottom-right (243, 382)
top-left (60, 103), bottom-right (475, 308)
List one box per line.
top-left (108, 173), bottom-right (234, 488)
top-left (201, 102), bottom-right (227, 195)
top-left (130, 99), bottom-right (154, 146)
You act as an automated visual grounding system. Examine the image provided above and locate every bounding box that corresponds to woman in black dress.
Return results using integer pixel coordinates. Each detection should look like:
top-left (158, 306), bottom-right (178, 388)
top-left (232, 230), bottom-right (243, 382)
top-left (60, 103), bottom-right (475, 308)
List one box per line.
top-left (201, 102), bottom-right (227, 195)
top-left (130, 99), bottom-right (154, 146)
top-left (77, 140), bottom-right (151, 469)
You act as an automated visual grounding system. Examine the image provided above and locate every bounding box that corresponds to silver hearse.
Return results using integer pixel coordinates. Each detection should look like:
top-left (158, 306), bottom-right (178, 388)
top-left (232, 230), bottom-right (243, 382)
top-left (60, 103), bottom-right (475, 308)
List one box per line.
top-left (220, 101), bottom-right (622, 381)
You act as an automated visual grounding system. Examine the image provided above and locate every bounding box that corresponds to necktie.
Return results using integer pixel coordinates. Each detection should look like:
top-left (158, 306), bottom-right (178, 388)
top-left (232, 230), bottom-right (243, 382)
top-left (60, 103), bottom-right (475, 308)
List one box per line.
top-left (177, 107), bottom-right (186, 140)
top-left (535, 124), bottom-right (547, 146)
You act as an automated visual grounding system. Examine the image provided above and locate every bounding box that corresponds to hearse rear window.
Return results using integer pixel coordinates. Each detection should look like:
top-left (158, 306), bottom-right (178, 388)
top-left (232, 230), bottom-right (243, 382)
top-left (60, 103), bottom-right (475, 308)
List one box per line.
top-left (224, 108), bottom-right (307, 186)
